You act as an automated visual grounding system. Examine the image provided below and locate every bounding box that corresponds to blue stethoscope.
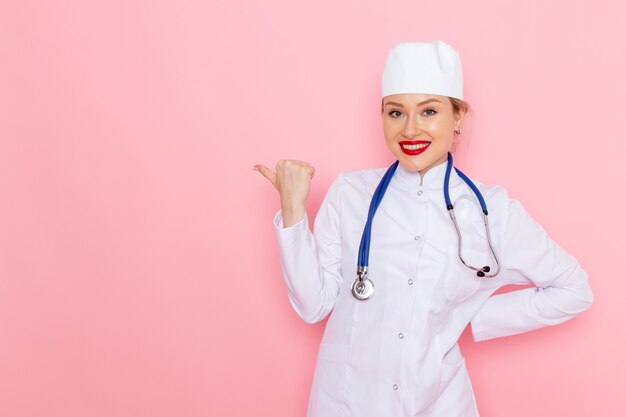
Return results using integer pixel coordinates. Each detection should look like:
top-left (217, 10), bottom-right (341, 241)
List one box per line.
top-left (352, 151), bottom-right (501, 300)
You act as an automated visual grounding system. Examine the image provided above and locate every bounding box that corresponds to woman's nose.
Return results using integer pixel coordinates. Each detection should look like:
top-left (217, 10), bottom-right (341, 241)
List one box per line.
top-left (402, 116), bottom-right (422, 137)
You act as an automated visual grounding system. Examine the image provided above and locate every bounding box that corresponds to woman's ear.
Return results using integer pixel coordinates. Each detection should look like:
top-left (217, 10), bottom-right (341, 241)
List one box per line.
top-left (455, 108), bottom-right (467, 127)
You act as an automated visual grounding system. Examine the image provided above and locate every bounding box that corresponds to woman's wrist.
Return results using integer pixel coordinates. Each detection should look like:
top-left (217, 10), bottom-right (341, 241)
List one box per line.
top-left (281, 205), bottom-right (305, 228)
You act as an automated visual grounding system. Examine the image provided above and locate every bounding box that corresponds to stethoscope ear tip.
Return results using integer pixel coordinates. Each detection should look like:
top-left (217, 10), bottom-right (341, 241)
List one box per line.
top-left (476, 265), bottom-right (490, 277)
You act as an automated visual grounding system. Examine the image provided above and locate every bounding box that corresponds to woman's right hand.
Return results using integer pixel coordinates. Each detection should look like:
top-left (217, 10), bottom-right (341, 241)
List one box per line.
top-left (253, 160), bottom-right (315, 228)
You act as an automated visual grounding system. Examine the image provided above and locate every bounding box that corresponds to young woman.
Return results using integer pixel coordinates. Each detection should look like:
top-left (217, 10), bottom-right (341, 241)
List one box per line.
top-left (254, 40), bottom-right (594, 417)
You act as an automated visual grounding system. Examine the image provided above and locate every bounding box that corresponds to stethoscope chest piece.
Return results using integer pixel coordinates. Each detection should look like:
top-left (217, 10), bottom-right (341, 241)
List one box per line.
top-left (351, 276), bottom-right (374, 300)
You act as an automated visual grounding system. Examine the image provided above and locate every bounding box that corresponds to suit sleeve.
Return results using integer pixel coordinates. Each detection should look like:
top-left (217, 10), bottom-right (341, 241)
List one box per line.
top-left (272, 173), bottom-right (344, 324)
top-left (470, 190), bottom-right (594, 342)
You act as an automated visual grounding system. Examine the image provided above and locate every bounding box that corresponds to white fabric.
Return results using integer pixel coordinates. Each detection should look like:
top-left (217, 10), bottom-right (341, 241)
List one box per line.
top-left (382, 40), bottom-right (464, 100)
top-left (272, 159), bottom-right (594, 417)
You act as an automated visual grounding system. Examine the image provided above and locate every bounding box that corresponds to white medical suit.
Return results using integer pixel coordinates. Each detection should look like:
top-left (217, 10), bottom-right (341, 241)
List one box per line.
top-left (272, 159), bottom-right (594, 417)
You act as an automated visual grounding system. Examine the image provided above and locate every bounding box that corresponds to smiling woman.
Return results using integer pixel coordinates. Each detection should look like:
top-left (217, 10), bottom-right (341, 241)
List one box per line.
top-left (381, 93), bottom-right (472, 180)
top-left (256, 39), bottom-right (594, 417)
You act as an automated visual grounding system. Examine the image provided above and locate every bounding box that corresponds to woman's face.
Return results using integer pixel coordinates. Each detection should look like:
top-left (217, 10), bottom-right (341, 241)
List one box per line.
top-left (381, 93), bottom-right (465, 174)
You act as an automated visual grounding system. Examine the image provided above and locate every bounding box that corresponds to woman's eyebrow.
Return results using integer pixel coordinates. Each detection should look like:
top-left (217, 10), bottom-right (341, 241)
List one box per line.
top-left (384, 98), bottom-right (441, 107)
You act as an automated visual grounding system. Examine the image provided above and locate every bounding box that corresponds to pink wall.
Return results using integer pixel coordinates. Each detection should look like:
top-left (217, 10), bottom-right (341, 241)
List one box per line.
top-left (1, 0), bottom-right (623, 415)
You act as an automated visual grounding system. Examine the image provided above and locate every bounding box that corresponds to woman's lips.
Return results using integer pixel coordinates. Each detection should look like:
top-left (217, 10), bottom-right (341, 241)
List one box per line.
top-left (399, 140), bottom-right (430, 156)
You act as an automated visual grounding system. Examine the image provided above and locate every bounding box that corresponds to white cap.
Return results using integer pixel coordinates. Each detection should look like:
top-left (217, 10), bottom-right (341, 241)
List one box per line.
top-left (381, 40), bottom-right (464, 100)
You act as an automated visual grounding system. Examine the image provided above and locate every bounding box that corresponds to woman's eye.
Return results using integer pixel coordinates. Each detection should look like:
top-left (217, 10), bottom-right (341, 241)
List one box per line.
top-left (388, 109), bottom-right (436, 118)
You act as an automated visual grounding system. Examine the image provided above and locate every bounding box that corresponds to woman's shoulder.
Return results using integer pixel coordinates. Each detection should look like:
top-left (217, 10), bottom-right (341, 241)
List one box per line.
top-left (469, 177), bottom-right (507, 197)
top-left (340, 166), bottom-right (387, 180)
top-left (335, 166), bottom-right (387, 192)
top-left (466, 177), bottom-right (519, 214)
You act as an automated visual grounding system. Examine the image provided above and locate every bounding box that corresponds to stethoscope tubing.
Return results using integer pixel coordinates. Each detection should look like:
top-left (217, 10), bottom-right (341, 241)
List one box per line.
top-left (353, 151), bottom-right (500, 300)
top-left (357, 160), bottom-right (399, 266)
top-left (444, 153), bottom-right (487, 214)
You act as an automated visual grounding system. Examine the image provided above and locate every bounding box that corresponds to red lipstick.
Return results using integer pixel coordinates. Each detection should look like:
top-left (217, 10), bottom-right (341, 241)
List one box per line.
top-left (399, 140), bottom-right (431, 156)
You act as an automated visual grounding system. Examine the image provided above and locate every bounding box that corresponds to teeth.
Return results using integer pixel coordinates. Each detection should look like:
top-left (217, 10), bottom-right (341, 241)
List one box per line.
top-left (401, 143), bottom-right (430, 150)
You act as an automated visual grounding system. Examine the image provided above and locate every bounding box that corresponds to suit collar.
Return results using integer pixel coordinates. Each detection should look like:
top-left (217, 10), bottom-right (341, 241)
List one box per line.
top-left (393, 156), bottom-right (463, 189)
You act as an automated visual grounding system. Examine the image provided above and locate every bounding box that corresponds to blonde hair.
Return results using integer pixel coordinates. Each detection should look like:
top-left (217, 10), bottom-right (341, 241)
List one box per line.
top-left (449, 97), bottom-right (471, 116)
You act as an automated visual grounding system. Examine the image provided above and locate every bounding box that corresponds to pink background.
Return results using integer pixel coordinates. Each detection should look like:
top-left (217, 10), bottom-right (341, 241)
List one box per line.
top-left (1, 0), bottom-right (623, 415)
